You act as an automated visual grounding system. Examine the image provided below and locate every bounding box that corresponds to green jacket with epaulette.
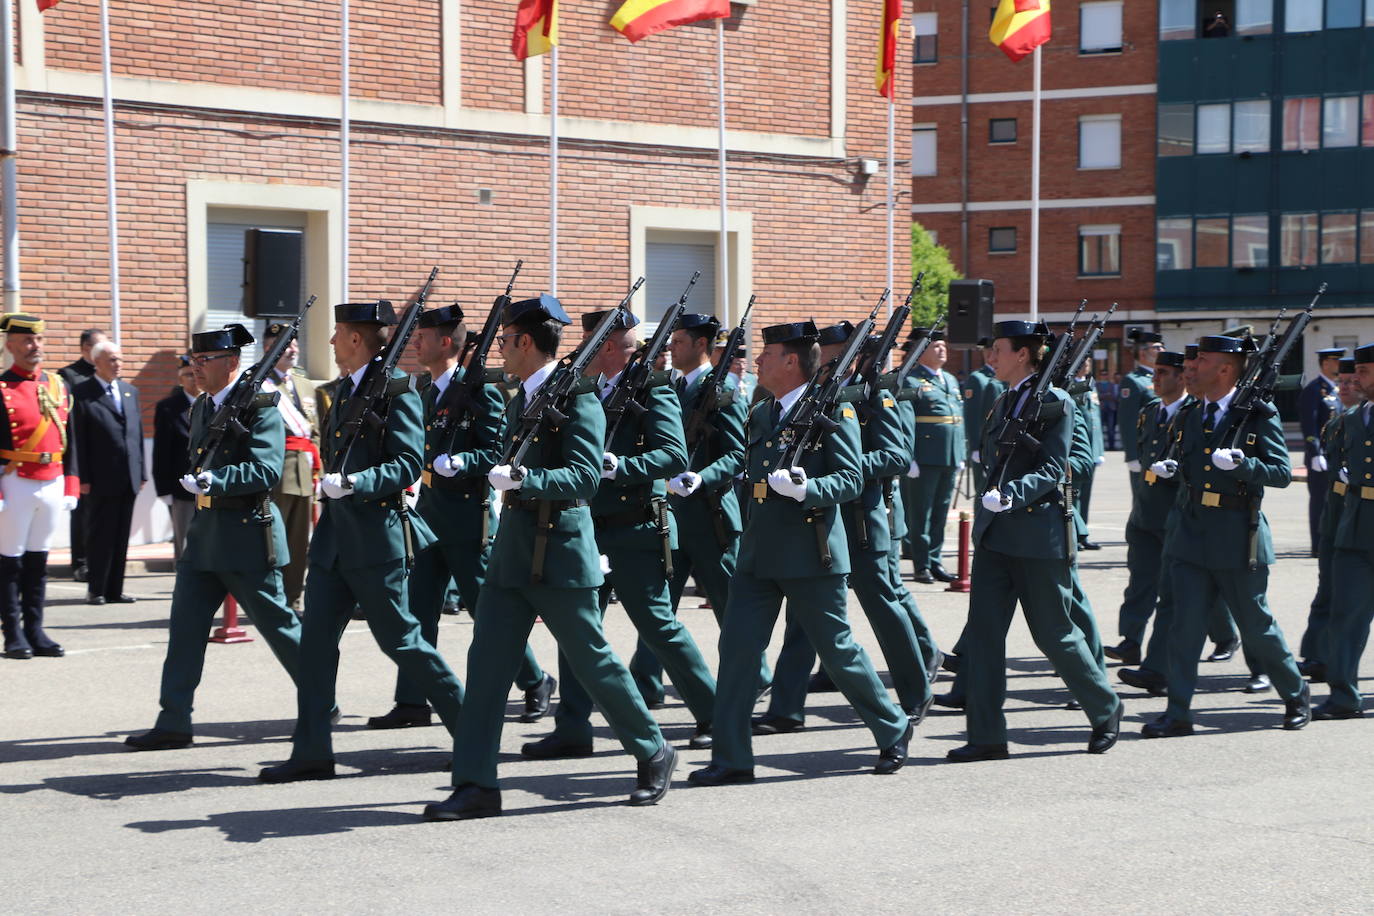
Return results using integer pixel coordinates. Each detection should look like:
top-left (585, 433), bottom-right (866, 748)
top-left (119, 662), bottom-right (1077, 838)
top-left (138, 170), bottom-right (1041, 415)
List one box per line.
top-left (1117, 366), bottom-right (1157, 463)
top-left (962, 365), bottom-right (1003, 456)
top-left (1131, 396), bottom-right (1194, 533)
top-left (593, 379), bottom-right (687, 551)
top-left (843, 382), bottom-right (906, 553)
top-left (672, 370), bottom-right (746, 536)
top-left (1335, 402), bottom-right (1374, 552)
top-left (417, 375), bottom-right (504, 545)
top-left (903, 365), bottom-right (966, 467)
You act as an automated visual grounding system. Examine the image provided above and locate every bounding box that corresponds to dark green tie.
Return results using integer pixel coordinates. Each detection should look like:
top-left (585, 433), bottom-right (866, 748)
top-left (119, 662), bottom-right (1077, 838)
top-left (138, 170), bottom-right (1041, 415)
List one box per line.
top-left (1204, 401), bottom-right (1219, 436)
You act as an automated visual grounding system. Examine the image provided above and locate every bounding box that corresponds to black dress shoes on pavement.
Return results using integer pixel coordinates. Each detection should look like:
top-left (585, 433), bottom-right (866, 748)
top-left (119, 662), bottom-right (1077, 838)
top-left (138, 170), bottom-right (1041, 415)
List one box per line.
top-left (1141, 715), bottom-right (1193, 739)
top-left (125, 728), bottom-right (193, 751)
top-left (687, 764), bottom-right (755, 787)
top-left (906, 693), bottom-right (935, 727)
top-left (258, 759), bottom-right (336, 783)
top-left (519, 673), bottom-right (557, 723)
top-left (911, 568), bottom-right (936, 585)
top-left (1312, 701), bottom-right (1364, 721)
top-left (874, 722), bottom-right (913, 774)
top-left (85, 595), bottom-right (106, 606)
top-left (32, 642), bottom-right (64, 657)
top-left (1118, 667), bottom-right (1168, 697)
top-left (688, 724), bottom-right (712, 750)
top-left (1282, 682), bottom-right (1311, 730)
top-left (108, 594), bottom-right (137, 604)
top-left (1206, 637), bottom-right (1240, 662)
top-left (926, 649), bottom-right (945, 684)
top-left (3, 645), bottom-right (33, 660)
top-left (750, 714), bottom-right (804, 735)
top-left (628, 744), bottom-right (678, 806)
top-left (366, 703), bottom-right (433, 729)
top-left (932, 692), bottom-right (965, 710)
top-left (946, 743), bottom-right (1010, 763)
top-left (423, 784), bottom-right (502, 821)
top-left (1077, 538), bottom-right (1102, 551)
top-left (1104, 639), bottom-right (1142, 665)
top-left (1244, 673), bottom-right (1272, 694)
top-left (807, 668), bottom-right (838, 693)
top-left (929, 563), bottom-right (957, 583)
top-left (520, 733), bottom-right (593, 760)
top-left (1088, 702), bottom-right (1124, 754)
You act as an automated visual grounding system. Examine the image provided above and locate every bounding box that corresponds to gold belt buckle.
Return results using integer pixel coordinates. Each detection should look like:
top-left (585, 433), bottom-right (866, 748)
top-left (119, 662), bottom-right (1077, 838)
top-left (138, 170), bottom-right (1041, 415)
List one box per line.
top-left (1362, 486), bottom-right (1374, 501)
top-left (37, 452), bottom-right (52, 464)
top-left (195, 493), bottom-right (212, 510)
top-left (1144, 470), bottom-right (1158, 485)
top-left (752, 481), bottom-right (769, 503)
top-left (421, 470), bottom-right (433, 489)
top-left (1333, 481), bottom-right (1348, 496)
top-left (1201, 491), bottom-right (1221, 508)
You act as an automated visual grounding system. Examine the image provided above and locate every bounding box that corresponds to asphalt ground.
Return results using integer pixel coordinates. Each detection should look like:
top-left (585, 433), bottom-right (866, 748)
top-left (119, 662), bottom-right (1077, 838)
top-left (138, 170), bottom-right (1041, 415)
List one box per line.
top-left (3, 452), bottom-right (1372, 914)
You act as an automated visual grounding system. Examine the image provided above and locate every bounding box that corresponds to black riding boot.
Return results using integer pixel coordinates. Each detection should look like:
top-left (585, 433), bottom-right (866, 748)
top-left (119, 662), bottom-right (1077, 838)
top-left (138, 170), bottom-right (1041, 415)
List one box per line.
top-left (21, 551), bottom-right (63, 656)
top-left (1, 555), bottom-right (33, 659)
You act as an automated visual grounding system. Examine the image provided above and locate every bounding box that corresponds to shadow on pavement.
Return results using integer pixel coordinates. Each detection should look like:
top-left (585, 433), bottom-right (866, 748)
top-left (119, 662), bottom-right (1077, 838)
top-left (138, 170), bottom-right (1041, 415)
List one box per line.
top-left (127, 801), bottom-right (425, 842)
top-left (0, 719), bottom-right (298, 764)
top-left (4, 766), bottom-right (257, 799)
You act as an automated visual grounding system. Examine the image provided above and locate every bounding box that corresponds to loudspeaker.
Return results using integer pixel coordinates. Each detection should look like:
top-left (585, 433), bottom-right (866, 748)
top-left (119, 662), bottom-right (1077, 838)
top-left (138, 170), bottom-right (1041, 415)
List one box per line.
top-left (245, 228), bottom-right (303, 318)
top-left (947, 278), bottom-right (995, 347)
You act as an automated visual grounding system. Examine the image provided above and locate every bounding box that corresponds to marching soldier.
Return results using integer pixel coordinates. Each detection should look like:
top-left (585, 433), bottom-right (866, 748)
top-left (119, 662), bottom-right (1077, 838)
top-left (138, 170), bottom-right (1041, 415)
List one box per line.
top-left (1117, 330), bottom-right (1163, 490)
top-left (948, 320), bottom-right (1122, 762)
top-left (425, 295), bottom-right (675, 820)
top-left (0, 314), bottom-right (77, 660)
top-left (1298, 347), bottom-right (1346, 556)
top-left (125, 325), bottom-right (304, 750)
top-left (688, 320), bottom-right (911, 787)
top-left (1070, 358), bottom-right (1105, 551)
top-left (963, 336), bottom-right (1003, 493)
top-left (260, 301), bottom-right (465, 783)
top-left (521, 308), bottom-right (716, 759)
top-left (1140, 336), bottom-right (1309, 738)
top-left (901, 329), bottom-right (964, 584)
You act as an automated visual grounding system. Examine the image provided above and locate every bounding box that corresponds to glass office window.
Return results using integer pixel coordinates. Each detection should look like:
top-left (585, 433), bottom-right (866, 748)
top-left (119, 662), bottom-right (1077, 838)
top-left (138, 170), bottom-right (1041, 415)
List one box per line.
top-left (1282, 97), bottom-right (1320, 151)
top-left (1280, 212), bottom-right (1319, 267)
top-left (1235, 0), bottom-right (1274, 34)
top-left (1079, 225), bottom-right (1122, 276)
top-left (1157, 219), bottom-right (1193, 270)
top-left (1285, 0), bottom-right (1323, 32)
top-left (1361, 211), bottom-right (1374, 262)
top-left (912, 127), bottom-right (937, 176)
top-left (1160, 0), bottom-right (1196, 39)
top-left (1195, 217), bottom-right (1231, 267)
top-left (1363, 95), bottom-right (1374, 146)
top-left (1368, 0), bottom-right (1374, 25)
top-left (1233, 100), bottom-right (1270, 153)
top-left (913, 13), bottom-right (938, 63)
top-left (989, 227), bottom-right (1017, 253)
top-left (1079, 116), bottom-right (1122, 168)
top-left (1328, 0), bottom-right (1363, 28)
top-left (1197, 104), bottom-right (1232, 154)
top-left (1323, 96), bottom-right (1359, 148)
top-left (1232, 215), bottom-right (1269, 268)
top-left (990, 118), bottom-right (1017, 144)
top-left (1322, 213), bottom-right (1357, 263)
top-left (1080, 2), bottom-right (1124, 53)
top-left (1158, 104), bottom-right (1195, 156)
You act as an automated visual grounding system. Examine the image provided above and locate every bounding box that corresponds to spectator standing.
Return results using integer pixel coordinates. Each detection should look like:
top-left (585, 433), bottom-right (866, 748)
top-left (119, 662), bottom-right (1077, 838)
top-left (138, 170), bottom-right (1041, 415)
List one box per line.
top-left (1096, 370), bottom-right (1119, 450)
top-left (58, 328), bottom-right (107, 582)
top-left (152, 358), bottom-right (199, 559)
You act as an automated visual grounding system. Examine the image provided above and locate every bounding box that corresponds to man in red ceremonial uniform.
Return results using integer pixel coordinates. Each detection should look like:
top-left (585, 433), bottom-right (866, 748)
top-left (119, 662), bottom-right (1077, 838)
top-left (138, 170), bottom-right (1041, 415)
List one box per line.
top-left (0, 314), bottom-right (79, 659)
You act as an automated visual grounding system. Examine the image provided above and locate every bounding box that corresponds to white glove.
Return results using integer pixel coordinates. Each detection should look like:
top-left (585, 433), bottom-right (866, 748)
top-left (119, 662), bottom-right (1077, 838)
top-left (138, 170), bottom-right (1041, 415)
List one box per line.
top-left (179, 473), bottom-right (210, 496)
top-left (1094, 455), bottom-right (1106, 466)
top-left (905, 460), bottom-right (921, 479)
top-left (433, 453), bottom-right (463, 478)
top-left (1311, 454), bottom-right (1328, 473)
top-left (982, 489), bottom-right (1012, 513)
top-left (489, 464), bottom-right (525, 492)
top-left (601, 452), bottom-right (619, 480)
top-left (404, 486), bottom-right (419, 510)
top-left (668, 471), bottom-right (702, 497)
top-left (159, 494), bottom-right (173, 507)
top-left (599, 554), bottom-right (613, 575)
top-left (62, 495), bottom-right (79, 512)
top-left (957, 461), bottom-right (966, 472)
top-left (1213, 448), bottom-right (1244, 472)
top-left (971, 450), bottom-right (981, 464)
top-left (1150, 460), bottom-right (1178, 479)
top-left (320, 472), bottom-right (354, 499)
top-left (1339, 467), bottom-right (1349, 484)
top-left (1125, 460), bottom-right (1142, 473)
top-left (767, 467), bottom-right (808, 502)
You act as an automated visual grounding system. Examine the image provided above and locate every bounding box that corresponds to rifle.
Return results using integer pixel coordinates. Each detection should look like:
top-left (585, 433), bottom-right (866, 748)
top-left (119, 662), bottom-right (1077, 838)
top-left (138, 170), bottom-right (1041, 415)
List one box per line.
top-left (1225, 284), bottom-right (1326, 451)
top-left (602, 270), bottom-right (700, 446)
top-left (683, 294), bottom-right (755, 462)
top-left (852, 278), bottom-right (918, 399)
top-left (1058, 302), bottom-right (1119, 393)
top-left (328, 267), bottom-right (438, 476)
top-left (502, 277), bottom-right (644, 480)
top-left (892, 312), bottom-right (948, 390)
top-left (437, 260), bottom-right (523, 456)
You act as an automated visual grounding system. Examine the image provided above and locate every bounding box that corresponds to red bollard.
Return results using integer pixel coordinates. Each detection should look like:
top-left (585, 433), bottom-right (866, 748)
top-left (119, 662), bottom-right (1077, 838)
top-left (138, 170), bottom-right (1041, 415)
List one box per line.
top-left (946, 510), bottom-right (972, 594)
top-left (210, 595), bottom-right (253, 644)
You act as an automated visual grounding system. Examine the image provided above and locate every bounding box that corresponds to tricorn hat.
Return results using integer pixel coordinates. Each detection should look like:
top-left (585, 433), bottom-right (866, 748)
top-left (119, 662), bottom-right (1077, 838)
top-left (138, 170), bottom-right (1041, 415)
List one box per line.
top-left (419, 304), bottom-right (466, 328)
top-left (191, 323), bottom-right (255, 353)
top-left (503, 294), bottom-right (571, 327)
top-left (580, 308), bottom-right (640, 333)
top-left (334, 301), bottom-right (398, 326)
top-left (762, 321), bottom-right (819, 345)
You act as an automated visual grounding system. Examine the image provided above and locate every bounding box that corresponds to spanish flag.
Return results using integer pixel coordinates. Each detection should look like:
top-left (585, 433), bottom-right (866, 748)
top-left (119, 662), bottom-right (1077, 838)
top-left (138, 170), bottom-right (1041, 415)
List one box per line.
top-left (989, 0), bottom-right (1052, 63)
top-left (513, 0), bottom-right (559, 60)
top-left (611, 0), bottom-right (731, 44)
top-left (37, 0), bottom-right (63, 10)
top-left (875, 1), bottom-right (902, 99)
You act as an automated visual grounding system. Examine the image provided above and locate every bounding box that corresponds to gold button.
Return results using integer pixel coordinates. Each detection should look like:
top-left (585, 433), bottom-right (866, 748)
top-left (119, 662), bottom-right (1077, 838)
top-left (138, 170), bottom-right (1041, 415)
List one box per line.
top-left (1204, 465), bottom-right (1211, 471)
top-left (1204, 448), bottom-right (1212, 454)
top-left (426, 425), bottom-right (432, 431)
top-left (533, 436), bottom-right (540, 443)
top-left (1204, 482), bottom-right (1212, 489)
top-left (335, 431), bottom-right (341, 437)
top-left (765, 441), bottom-right (772, 448)
top-left (620, 495), bottom-right (626, 501)
top-left (425, 444), bottom-right (431, 450)
top-left (762, 460), bottom-right (770, 467)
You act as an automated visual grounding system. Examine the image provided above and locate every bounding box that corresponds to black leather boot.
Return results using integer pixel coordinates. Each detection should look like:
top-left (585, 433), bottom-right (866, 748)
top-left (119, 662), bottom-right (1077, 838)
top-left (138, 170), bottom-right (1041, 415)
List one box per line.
top-left (0, 555), bottom-right (32, 659)
top-left (21, 551), bottom-right (63, 656)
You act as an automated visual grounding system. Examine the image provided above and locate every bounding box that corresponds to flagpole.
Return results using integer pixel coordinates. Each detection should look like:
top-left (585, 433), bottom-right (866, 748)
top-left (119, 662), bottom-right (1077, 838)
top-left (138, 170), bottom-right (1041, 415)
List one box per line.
top-left (550, 46), bottom-right (559, 296)
top-left (886, 98), bottom-right (895, 316)
top-left (0, 1), bottom-right (18, 313)
top-left (99, 0), bottom-right (122, 341)
top-left (341, 0), bottom-right (351, 300)
top-left (716, 19), bottom-right (730, 331)
top-left (1029, 44), bottom-right (1041, 323)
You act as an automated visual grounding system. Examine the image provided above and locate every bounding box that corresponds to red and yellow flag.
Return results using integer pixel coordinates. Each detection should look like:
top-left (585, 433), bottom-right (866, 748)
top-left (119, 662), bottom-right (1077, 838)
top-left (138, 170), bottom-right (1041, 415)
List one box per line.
top-left (513, 0), bottom-right (559, 60)
top-left (37, 0), bottom-right (63, 10)
top-left (989, 0), bottom-right (1052, 63)
top-left (610, 0), bottom-right (731, 44)
top-left (875, 0), bottom-right (902, 99)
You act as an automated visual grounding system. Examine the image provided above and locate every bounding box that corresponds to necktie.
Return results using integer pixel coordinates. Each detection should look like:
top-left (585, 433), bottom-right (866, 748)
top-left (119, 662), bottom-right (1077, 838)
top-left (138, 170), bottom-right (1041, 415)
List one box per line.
top-left (770, 400), bottom-right (782, 428)
top-left (674, 376), bottom-right (688, 398)
top-left (337, 377), bottom-right (354, 402)
top-left (1204, 401), bottom-right (1219, 435)
top-left (1158, 404), bottom-right (1168, 428)
top-left (106, 383), bottom-right (122, 415)
top-left (1364, 402), bottom-right (1371, 428)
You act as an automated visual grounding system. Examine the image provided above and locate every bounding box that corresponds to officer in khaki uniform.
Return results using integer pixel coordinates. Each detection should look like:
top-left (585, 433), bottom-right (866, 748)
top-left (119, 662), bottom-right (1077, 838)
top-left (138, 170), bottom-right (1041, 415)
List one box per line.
top-left (900, 330), bottom-right (965, 584)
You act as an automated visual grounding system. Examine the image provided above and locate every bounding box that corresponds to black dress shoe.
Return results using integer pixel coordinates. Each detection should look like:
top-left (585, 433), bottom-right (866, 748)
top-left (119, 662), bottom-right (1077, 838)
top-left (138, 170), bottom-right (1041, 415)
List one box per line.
top-left (932, 692), bottom-right (965, 710)
top-left (687, 764), bottom-right (755, 786)
top-left (911, 568), bottom-right (936, 585)
top-left (520, 734), bottom-right (593, 760)
top-left (874, 722), bottom-right (913, 774)
top-left (1104, 639), bottom-right (1142, 665)
top-left (258, 759), bottom-right (335, 783)
top-left (1282, 682), bottom-right (1311, 730)
top-left (86, 595), bottom-right (106, 606)
top-left (1118, 667), bottom-right (1167, 697)
top-left (3, 646), bottom-right (33, 660)
top-left (751, 714), bottom-right (804, 735)
top-left (107, 594), bottom-right (137, 604)
top-left (1312, 700), bottom-right (1364, 721)
top-left (1298, 660), bottom-right (1328, 683)
top-left (1141, 715), bottom-right (1193, 739)
top-left (1064, 700), bottom-right (1083, 711)
top-left (32, 643), bottom-right (64, 658)
top-left (125, 728), bottom-right (193, 751)
top-left (906, 693), bottom-right (935, 727)
top-left (1088, 702), bottom-right (1124, 754)
top-left (688, 724), bottom-right (712, 750)
top-left (628, 743), bottom-right (678, 806)
top-left (1078, 538), bottom-right (1103, 551)
top-left (925, 649), bottom-right (945, 684)
top-left (72, 563), bottom-right (88, 583)
top-left (807, 668), bottom-right (838, 693)
top-left (1206, 637), bottom-right (1240, 662)
top-left (519, 673), bottom-right (557, 723)
top-left (1244, 673), bottom-right (1272, 694)
top-left (941, 653), bottom-right (961, 674)
top-left (946, 743), bottom-right (1010, 763)
top-left (366, 703), bottom-right (433, 729)
top-left (423, 784), bottom-right (502, 821)
top-left (929, 563), bottom-right (957, 583)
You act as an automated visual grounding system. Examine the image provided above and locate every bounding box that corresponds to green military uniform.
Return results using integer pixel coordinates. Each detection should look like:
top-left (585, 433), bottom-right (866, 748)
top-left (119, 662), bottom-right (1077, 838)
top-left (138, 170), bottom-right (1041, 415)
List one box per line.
top-left (550, 377), bottom-right (716, 743)
top-left (1299, 403), bottom-right (1352, 670)
top-left (1070, 382), bottom-right (1103, 542)
top-left (1066, 392), bottom-right (1106, 669)
top-left (1117, 364), bottom-right (1157, 487)
top-left (901, 362), bottom-right (966, 573)
top-left (708, 388), bottom-right (908, 771)
top-left (888, 373), bottom-right (941, 668)
top-left (1321, 395), bottom-right (1374, 715)
top-left (266, 364), bottom-right (321, 610)
top-left (962, 363), bottom-right (1003, 492)
top-left (451, 366), bottom-right (665, 788)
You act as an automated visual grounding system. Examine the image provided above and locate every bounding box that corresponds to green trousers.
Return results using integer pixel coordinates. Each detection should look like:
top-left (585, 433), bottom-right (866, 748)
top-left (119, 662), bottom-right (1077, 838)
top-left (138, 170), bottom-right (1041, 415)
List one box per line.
top-left (964, 548), bottom-right (1120, 745)
top-left (1317, 548), bottom-right (1374, 712)
top-left (1300, 524), bottom-right (1341, 664)
top-left (452, 582), bottom-right (664, 788)
top-left (1119, 520), bottom-right (1239, 648)
top-left (1165, 560), bottom-right (1304, 722)
top-left (902, 466), bottom-right (957, 570)
top-left (292, 559), bottom-right (464, 760)
top-left (1073, 467), bottom-right (1095, 537)
top-left (1068, 565), bottom-right (1106, 672)
top-left (553, 543), bottom-right (716, 744)
top-left (886, 536), bottom-right (939, 669)
top-left (154, 562), bottom-right (303, 734)
top-left (398, 539), bottom-right (543, 708)
top-left (711, 571), bottom-right (907, 771)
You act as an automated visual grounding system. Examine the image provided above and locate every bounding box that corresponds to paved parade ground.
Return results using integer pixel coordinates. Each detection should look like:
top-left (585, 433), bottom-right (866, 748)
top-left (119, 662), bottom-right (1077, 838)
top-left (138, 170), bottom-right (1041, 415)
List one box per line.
top-left (4, 453), bottom-right (1372, 914)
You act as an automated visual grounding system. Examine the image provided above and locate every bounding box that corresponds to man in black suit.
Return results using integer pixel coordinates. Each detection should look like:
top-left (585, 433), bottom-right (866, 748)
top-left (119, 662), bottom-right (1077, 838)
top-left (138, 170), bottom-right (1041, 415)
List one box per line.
top-left (73, 340), bottom-right (145, 605)
top-left (58, 328), bottom-right (108, 582)
top-left (152, 358), bottom-right (199, 559)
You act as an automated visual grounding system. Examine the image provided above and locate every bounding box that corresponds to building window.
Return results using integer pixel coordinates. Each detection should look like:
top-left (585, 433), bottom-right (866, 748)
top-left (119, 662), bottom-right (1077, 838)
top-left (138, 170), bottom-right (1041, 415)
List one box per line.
top-left (1328, 0), bottom-right (1363, 28)
top-left (1280, 212), bottom-right (1319, 267)
top-left (646, 239), bottom-right (719, 318)
top-left (1233, 100), bottom-right (1270, 153)
top-left (1282, 97), bottom-right (1320, 151)
top-left (1079, 115), bottom-right (1122, 169)
top-left (1079, 225), bottom-right (1121, 276)
top-left (1323, 96), bottom-right (1359, 148)
top-left (1196, 217), bottom-right (1231, 267)
top-left (1235, 0), bottom-right (1274, 35)
top-left (989, 227), bottom-right (1017, 253)
top-left (1080, 1), bottom-right (1123, 53)
top-left (912, 126), bottom-right (937, 176)
top-left (1368, 0), bottom-right (1374, 26)
top-left (1285, 0), bottom-right (1323, 31)
top-left (1321, 212), bottom-right (1357, 263)
top-left (989, 118), bottom-right (1017, 144)
top-left (1362, 95), bottom-right (1374, 146)
top-left (1160, 0), bottom-right (1196, 39)
top-left (1361, 210), bottom-right (1374, 262)
top-left (1157, 218), bottom-right (1193, 270)
top-left (913, 13), bottom-right (938, 63)
top-left (1197, 103), bottom-right (1232, 154)
top-left (1158, 103), bottom-right (1195, 156)
top-left (1232, 214), bottom-right (1270, 268)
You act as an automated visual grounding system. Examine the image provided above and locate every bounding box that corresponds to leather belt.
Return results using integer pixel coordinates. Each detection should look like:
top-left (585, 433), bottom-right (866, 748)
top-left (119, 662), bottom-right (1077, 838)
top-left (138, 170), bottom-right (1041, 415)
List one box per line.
top-left (195, 493), bottom-right (265, 511)
top-left (421, 470), bottom-right (485, 494)
top-left (1188, 486), bottom-right (1254, 511)
top-left (594, 504), bottom-right (654, 529)
top-left (915, 416), bottom-right (962, 424)
top-left (0, 448), bottom-right (58, 464)
top-left (501, 493), bottom-right (587, 512)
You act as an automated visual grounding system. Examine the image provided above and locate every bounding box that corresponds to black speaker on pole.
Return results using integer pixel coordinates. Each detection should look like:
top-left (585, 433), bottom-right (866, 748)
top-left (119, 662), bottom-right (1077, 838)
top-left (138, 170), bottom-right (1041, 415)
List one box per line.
top-left (946, 278), bottom-right (995, 346)
top-left (244, 228), bottom-right (304, 318)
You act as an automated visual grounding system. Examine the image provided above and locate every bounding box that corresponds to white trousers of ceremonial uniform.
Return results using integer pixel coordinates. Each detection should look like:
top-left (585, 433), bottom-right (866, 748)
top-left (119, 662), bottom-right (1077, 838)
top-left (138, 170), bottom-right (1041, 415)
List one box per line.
top-left (0, 474), bottom-right (64, 557)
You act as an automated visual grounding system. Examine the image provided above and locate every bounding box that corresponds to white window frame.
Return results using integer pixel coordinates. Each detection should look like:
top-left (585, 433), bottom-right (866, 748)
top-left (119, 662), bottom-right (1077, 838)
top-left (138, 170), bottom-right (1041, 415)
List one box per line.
top-left (1197, 103), bottom-right (1232, 155)
top-left (1078, 224), bottom-right (1122, 277)
top-left (912, 12), bottom-right (938, 64)
top-left (1079, 1), bottom-right (1123, 54)
top-left (1078, 114), bottom-right (1122, 170)
top-left (912, 124), bottom-right (937, 176)
top-left (629, 206), bottom-right (753, 326)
